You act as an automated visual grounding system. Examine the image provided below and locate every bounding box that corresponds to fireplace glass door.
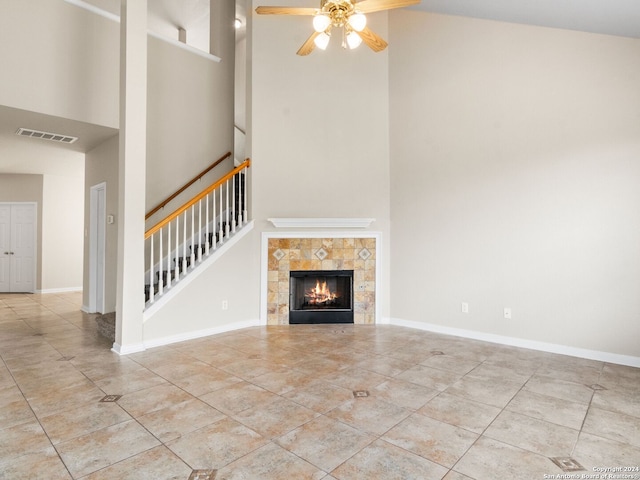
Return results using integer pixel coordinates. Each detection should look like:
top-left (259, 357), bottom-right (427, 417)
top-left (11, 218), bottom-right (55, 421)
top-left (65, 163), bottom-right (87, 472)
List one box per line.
top-left (289, 270), bottom-right (354, 324)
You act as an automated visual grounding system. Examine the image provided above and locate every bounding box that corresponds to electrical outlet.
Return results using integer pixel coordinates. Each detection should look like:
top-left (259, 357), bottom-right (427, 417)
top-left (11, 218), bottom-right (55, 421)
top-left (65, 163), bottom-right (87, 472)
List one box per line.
top-left (222, 300), bottom-right (228, 310)
top-left (461, 302), bottom-right (469, 313)
top-left (504, 307), bottom-right (512, 319)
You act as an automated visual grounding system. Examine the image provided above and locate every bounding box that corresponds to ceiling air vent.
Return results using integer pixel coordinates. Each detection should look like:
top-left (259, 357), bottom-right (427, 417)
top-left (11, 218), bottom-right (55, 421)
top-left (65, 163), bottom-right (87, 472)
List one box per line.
top-left (15, 128), bottom-right (78, 144)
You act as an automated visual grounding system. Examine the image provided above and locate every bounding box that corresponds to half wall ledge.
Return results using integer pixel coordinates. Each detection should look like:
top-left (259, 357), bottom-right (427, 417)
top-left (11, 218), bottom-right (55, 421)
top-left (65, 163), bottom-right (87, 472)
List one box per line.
top-left (268, 218), bottom-right (376, 229)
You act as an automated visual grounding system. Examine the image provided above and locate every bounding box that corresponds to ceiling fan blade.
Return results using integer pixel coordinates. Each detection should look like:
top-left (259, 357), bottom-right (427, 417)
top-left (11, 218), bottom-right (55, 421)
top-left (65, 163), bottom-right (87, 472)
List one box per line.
top-left (255, 6), bottom-right (317, 15)
top-left (358, 26), bottom-right (388, 52)
top-left (297, 31), bottom-right (320, 56)
top-left (355, 0), bottom-right (420, 13)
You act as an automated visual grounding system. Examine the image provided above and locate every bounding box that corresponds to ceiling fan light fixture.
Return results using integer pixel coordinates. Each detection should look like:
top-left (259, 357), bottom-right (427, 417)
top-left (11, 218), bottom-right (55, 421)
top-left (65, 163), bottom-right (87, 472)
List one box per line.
top-left (313, 14), bottom-right (331, 32)
top-left (314, 31), bottom-right (331, 49)
top-left (347, 13), bottom-right (366, 32)
top-left (346, 30), bottom-right (362, 49)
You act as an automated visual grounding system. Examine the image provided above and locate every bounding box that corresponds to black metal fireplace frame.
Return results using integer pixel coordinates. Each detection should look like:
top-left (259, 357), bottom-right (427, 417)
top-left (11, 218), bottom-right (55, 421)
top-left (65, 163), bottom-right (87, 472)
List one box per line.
top-left (289, 270), bottom-right (354, 324)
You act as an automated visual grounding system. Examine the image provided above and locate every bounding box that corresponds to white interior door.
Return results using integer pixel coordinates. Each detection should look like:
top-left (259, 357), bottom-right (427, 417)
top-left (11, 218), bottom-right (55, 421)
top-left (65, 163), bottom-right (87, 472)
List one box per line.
top-left (0, 203), bottom-right (36, 293)
top-left (11, 204), bottom-right (36, 292)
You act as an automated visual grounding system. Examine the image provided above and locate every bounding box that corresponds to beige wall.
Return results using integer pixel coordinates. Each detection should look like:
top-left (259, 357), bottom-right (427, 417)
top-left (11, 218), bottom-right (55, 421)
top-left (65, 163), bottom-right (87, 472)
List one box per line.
top-left (146, 5), bottom-right (395, 337)
top-left (389, 11), bottom-right (640, 358)
top-left (146, 35), bottom-right (234, 212)
top-left (0, 171), bottom-right (85, 292)
top-left (143, 227), bottom-right (260, 344)
top-left (41, 174), bottom-right (84, 291)
top-left (251, 6), bottom-right (392, 318)
top-left (83, 135), bottom-right (119, 312)
top-left (0, 0), bottom-right (119, 128)
top-left (41, 168), bottom-right (85, 293)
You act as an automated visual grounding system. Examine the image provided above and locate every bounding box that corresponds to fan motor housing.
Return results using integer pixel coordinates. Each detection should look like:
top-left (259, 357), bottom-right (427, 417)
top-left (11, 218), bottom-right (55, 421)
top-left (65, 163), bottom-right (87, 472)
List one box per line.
top-left (321, 0), bottom-right (356, 26)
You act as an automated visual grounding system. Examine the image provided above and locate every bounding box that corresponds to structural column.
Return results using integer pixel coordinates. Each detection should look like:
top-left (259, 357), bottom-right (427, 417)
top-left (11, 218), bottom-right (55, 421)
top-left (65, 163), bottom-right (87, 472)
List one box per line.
top-left (114, 0), bottom-right (147, 354)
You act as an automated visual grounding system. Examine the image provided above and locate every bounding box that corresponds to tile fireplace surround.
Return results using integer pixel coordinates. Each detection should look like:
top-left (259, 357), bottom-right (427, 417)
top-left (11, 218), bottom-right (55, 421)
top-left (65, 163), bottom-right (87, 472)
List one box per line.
top-left (266, 236), bottom-right (377, 325)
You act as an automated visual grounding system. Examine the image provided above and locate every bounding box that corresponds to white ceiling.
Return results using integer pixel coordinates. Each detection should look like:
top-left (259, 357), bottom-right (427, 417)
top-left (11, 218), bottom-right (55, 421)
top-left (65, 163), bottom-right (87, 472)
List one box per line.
top-left (90, 0), bottom-right (640, 45)
top-left (0, 105), bottom-right (117, 175)
top-left (412, 0), bottom-right (640, 39)
top-left (82, 0), bottom-right (244, 52)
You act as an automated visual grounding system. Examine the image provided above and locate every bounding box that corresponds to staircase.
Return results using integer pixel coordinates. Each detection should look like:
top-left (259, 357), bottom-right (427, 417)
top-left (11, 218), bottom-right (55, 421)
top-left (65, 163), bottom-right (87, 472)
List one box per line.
top-left (144, 160), bottom-right (250, 306)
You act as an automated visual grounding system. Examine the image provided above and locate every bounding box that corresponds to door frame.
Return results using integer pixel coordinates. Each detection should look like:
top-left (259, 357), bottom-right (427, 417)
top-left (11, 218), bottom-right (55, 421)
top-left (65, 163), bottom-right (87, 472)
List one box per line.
top-left (88, 183), bottom-right (106, 313)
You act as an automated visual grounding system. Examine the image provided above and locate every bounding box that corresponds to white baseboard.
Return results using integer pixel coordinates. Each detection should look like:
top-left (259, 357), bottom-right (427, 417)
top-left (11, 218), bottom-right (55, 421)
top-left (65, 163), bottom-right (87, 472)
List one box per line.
top-left (111, 342), bottom-right (146, 356)
top-left (388, 317), bottom-right (640, 368)
top-left (37, 287), bottom-right (82, 294)
top-left (143, 319), bottom-right (260, 350)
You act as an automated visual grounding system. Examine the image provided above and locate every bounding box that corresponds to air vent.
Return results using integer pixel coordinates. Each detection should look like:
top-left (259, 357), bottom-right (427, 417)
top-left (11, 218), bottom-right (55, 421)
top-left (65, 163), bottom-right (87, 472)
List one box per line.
top-left (15, 128), bottom-right (78, 144)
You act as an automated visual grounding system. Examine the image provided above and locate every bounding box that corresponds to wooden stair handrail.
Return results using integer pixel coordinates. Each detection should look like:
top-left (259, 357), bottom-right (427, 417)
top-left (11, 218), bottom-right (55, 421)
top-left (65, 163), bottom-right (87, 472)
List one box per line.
top-left (145, 159), bottom-right (250, 239)
top-left (145, 151), bottom-right (232, 220)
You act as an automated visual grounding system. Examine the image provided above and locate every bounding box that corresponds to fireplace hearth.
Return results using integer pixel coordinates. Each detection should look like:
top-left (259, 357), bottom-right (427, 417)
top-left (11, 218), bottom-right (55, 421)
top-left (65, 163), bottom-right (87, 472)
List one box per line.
top-left (289, 270), bottom-right (354, 324)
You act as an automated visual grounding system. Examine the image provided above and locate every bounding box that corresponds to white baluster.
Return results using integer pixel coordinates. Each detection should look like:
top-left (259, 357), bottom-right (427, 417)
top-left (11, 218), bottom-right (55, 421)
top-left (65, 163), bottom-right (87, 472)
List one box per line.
top-left (198, 199), bottom-right (202, 262)
top-left (167, 222), bottom-right (172, 288)
top-left (175, 215), bottom-right (180, 280)
top-left (158, 227), bottom-right (163, 295)
top-left (190, 205), bottom-right (195, 267)
top-left (205, 193), bottom-right (210, 255)
top-left (219, 185), bottom-right (224, 244)
top-left (212, 189), bottom-right (217, 250)
top-left (225, 179), bottom-right (230, 237)
top-left (149, 235), bottom-right (154, 303)
top-left (232, 174), bottom-right (237, 233)
top-left (243, 167), bottom-right (248, 224)
top-left (182, 210), bottom-right (187, 274)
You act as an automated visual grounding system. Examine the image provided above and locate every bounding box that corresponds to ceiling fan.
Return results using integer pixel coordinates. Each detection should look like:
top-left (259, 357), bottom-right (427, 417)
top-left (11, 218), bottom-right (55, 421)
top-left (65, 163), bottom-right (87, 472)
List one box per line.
top-left (255, 0), bottom-right (420, 56)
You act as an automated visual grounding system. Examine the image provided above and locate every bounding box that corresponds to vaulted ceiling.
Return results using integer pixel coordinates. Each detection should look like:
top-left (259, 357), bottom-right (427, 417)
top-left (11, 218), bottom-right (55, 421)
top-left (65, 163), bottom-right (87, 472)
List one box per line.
top-left (413, 0), bottom-right (640, 39)
top-left (2, 0), bottom-right (639, 175)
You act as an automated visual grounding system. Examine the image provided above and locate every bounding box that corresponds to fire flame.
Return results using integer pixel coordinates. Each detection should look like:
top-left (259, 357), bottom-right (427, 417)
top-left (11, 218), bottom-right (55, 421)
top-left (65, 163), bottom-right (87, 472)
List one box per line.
top-left (306, 279), bottom-right (338, 305)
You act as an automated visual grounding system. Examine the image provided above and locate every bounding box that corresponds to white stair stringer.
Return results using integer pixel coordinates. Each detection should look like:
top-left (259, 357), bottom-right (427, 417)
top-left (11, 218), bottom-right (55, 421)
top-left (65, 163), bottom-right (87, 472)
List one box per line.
top-left (143, 220), bottom-right (254, 321)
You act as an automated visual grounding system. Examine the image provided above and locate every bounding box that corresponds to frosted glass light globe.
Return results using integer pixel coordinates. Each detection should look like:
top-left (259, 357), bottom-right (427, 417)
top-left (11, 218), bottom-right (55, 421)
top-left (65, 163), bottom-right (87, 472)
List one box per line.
top-left (313, 14), bottom-right (331, 32)
top-left (346, 31), bottom-right (362, 49)
top-left (314, 32), bottom-right (331, 49)
top-left (347, 13), bottom-right (366, 32)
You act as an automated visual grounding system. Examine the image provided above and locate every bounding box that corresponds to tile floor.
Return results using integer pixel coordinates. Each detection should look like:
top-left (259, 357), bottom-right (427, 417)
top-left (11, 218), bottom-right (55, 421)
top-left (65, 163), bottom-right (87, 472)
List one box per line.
top-left (1, 292), bottom-right (639, 479)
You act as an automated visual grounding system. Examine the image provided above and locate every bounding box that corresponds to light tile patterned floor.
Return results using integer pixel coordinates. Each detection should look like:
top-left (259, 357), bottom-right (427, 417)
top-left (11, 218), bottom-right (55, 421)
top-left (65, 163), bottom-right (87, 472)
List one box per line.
top-left (1, 292), bottom-right (639, 479)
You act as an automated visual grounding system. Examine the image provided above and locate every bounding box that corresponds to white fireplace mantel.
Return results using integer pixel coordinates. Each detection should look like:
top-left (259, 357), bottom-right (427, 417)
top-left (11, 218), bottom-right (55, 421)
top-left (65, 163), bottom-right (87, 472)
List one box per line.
top-left (267, 218), bottom-right (375, 229)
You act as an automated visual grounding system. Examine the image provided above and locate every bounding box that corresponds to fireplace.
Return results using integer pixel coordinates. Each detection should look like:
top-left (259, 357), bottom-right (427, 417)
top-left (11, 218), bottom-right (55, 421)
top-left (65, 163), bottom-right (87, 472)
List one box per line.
top-left (266, 236), bottom-right (377, 325)
top-left (289, 270), bottom-right (354, 324)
